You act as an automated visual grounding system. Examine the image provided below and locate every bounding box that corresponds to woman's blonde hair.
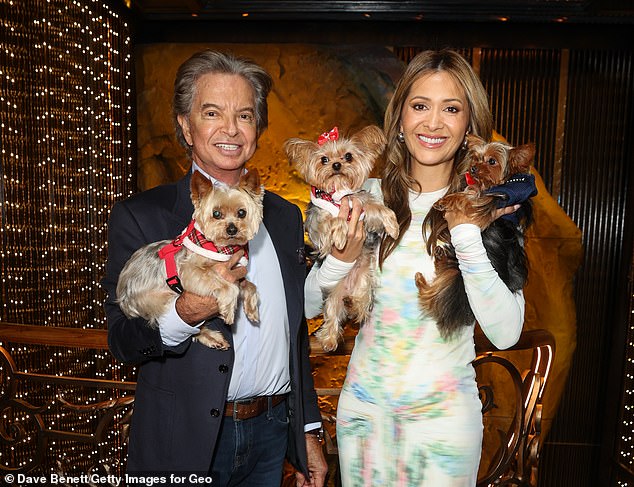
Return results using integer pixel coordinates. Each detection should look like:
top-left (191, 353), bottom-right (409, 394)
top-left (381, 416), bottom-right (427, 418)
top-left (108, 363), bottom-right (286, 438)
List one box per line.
top-left (379, 49), bottom-right (493, 267)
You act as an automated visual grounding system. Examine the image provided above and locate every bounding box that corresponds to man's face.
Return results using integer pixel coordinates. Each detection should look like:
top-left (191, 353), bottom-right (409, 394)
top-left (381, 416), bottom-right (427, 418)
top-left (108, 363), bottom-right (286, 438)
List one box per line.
top-left (178, 72), bottom-right (258, 184)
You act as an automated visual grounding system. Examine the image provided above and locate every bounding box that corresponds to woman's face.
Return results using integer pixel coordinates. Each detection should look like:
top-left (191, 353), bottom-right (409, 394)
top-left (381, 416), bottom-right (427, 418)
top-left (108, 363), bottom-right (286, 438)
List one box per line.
top-left (399, 71), bottom-right (470, 171)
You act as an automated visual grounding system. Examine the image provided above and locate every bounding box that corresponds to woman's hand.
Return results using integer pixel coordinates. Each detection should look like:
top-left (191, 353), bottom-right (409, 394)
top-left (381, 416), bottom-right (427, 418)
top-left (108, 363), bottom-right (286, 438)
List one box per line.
top-left (331, 196), bottom-right (365, 263)
top-left (444, 204), bottom-right (521, 230)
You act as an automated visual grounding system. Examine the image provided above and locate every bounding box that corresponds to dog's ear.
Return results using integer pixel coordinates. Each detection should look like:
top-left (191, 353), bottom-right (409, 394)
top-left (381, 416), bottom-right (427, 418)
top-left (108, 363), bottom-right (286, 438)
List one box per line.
top-left (350, 125), bottom-right (387, 160)
top-left (190, 170), bottom-right (214, 206)
top-left (283, 138), bottom-right (318, 176)
top-left (240, 168), bottom-right (262, 195)
top-left (466, 133), bottom-right (485, 149)
top-left (508, 142), bottom-right (536, 173)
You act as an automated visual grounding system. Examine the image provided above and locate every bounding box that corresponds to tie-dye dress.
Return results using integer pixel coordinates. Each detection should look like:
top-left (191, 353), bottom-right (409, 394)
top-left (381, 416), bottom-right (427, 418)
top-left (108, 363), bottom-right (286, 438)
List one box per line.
top-left (305, 180), bottom-right (524, 486)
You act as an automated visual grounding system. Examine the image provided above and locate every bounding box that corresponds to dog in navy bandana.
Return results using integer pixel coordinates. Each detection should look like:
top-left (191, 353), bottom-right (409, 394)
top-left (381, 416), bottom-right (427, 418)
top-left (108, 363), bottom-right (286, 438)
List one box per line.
top-left (416, 134), bottom-right (537, 339)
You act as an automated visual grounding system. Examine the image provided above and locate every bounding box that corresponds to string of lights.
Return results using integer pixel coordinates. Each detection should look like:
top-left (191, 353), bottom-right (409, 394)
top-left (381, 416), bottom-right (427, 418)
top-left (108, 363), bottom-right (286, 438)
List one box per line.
top-left (0, 0), bottom-right (135, 475)
top-left (616, 250), bottom-right (634, 484)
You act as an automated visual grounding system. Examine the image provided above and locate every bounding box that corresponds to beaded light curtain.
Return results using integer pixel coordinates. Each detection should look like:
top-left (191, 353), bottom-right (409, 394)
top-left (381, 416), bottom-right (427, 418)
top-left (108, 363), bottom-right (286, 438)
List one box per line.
top-left (0, 0), bottom-right (133, 474)
top-left (0, 0), bottom-right (133, 330)
top-left (614, 245), bottom-right (634, 482)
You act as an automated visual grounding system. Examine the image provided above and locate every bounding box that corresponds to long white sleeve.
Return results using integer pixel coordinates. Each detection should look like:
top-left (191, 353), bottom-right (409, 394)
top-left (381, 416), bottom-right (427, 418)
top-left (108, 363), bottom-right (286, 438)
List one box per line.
top-left (450, 223), bottom-right (525, 349)
top-left (305, 255), bottom-right (356, 319)
top-left (156, 299), bottom-right (202, 346)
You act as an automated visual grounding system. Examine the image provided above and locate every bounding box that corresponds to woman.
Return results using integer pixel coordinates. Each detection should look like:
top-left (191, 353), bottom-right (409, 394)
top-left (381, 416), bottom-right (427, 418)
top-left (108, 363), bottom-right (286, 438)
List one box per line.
top-left (305, 49), bottom-right (524, 486)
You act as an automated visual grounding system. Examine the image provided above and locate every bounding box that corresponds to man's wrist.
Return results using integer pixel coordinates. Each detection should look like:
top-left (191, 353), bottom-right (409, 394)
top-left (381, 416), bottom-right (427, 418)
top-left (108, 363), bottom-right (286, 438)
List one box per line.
top-left (306, 426), bottom-right (324, 444)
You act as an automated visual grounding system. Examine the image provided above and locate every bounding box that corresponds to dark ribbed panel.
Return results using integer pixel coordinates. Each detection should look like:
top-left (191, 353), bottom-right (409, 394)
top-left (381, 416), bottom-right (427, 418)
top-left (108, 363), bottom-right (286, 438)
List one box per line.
top-left (540, 49), bottom-right (633, 486)
top-left (478, 49), bottom-right (562, 195)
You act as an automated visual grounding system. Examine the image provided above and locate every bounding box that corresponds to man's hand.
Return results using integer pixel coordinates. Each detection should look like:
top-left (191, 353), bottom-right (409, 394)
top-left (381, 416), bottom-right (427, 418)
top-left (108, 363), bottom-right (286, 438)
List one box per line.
top-left (174, 251), bottom-right (248, 325)
top-left (174, 291), bottom-right (220, 325)
top-left (295, 434), bottom-right (328, 487)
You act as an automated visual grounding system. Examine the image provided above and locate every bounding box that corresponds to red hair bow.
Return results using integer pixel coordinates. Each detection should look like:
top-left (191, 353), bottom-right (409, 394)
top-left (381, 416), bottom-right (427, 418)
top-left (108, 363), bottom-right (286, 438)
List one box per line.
top-left (317, 126), bottom-right (339, 145)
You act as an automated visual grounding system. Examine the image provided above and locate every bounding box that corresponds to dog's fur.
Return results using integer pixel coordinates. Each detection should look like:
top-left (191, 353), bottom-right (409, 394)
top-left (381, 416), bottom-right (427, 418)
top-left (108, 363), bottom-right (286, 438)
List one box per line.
top-left (415, 134), bottom-right (535, 339)
top-left (285, 125), bottom-right (399, 351)
top-left (116, 169), bottom-right (264, 350)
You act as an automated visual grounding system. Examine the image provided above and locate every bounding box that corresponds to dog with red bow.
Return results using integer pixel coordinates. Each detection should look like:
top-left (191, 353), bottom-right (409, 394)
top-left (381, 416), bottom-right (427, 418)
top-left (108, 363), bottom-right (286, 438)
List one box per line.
top-left (415, 134), bottom-right (537, 339)
top-left (116, 169), bottom-right (264, 349)
top-left (284, 125), bottom-right (399, 351)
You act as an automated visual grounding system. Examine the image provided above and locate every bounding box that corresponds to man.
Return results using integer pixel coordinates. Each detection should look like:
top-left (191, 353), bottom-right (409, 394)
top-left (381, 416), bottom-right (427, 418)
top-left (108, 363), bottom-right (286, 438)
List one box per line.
top-left (103, 49), bottom-right (327, 486)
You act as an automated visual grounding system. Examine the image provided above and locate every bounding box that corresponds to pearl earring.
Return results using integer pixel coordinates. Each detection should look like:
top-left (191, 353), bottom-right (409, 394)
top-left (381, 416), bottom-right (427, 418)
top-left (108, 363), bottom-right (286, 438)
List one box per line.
top-left (397, 132), bottom-right (405, 143)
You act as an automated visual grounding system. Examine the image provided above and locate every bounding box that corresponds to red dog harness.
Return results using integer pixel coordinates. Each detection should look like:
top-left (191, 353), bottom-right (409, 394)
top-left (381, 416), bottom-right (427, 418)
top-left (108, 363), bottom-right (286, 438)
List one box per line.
top-left (157, 219), bottom-right (249, 294)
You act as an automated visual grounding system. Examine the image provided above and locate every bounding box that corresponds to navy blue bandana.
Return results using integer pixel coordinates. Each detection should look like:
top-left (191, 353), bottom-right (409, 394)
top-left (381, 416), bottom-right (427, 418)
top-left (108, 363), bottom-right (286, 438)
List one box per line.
top-left (485, 173), bottom-right (538, 224)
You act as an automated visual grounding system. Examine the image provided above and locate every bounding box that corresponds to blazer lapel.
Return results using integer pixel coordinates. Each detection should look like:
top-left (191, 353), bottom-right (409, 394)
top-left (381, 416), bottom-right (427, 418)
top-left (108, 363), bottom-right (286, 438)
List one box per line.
top-left (173, 172), bottom-right (195, 229)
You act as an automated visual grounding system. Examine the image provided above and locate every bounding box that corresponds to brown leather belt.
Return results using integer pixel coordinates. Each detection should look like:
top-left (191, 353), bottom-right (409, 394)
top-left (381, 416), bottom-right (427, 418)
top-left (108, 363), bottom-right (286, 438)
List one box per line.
top-left (224, 394), bottom-right (287, 420)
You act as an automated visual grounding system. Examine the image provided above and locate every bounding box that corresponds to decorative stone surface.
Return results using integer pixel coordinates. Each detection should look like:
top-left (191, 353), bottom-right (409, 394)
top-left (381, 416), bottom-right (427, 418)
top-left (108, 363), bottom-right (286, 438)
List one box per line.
top-left (135, 43), bottom-right (402, 196)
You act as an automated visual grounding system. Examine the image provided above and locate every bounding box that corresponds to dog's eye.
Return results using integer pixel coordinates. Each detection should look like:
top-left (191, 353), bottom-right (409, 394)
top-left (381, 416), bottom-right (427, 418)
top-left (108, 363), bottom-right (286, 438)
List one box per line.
top-left (344, 152), bottom-right (353, 162)
top-left (237, 209), bottom-right (247, 218)
top-left (487, 157), bottom-right (498, 165)
top-left (321, 156), bottom-right (329, 164)
top-left (213, 209), bottom-right (223, 219)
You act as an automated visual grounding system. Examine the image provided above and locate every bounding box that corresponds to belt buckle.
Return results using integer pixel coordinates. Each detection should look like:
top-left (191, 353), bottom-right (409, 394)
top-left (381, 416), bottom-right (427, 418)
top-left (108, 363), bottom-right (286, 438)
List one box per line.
top-left (231, 397), bottom-right (256, 421)
top-left (231, 400), bottom-right (239, 421)
top-left (233, 399), bottom-right (252, 421)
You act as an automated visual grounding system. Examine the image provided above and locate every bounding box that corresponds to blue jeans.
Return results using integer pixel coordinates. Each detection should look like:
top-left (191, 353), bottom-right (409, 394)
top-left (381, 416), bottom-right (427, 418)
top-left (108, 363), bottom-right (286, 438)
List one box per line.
top-left (210, 399), bottom-right (289, 486)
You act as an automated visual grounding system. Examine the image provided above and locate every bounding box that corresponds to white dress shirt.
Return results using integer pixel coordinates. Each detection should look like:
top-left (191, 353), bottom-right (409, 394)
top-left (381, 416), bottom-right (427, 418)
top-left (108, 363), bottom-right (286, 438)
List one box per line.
top-left (157, 164), bottom-right (291, 400)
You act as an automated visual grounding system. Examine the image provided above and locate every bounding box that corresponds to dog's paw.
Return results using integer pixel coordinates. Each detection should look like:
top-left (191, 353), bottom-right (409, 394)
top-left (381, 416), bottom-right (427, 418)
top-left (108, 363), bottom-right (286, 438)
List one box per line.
top-left (318, 334), bottom-right (340, 353)
top-left (216, 288), bottom-right (240, 325)
top-left (241, 281), bottom-right (260, 323)
top-left (331, 219), bottom-right (348, 251)
top-left (194, 329), bottom-right (230, 350)
top-left (217, 298), bottom-right (236, 325)
top-left (364, 207), bottom-right (399, 240)
top-left (383, 211), bottom-right (399, 239)
top-left (244, 302), bottom-right (260, 323)
top-left (221, 308), bottom-right (236, 326)
top-left (433, 197), bottom-right (449, 212)
top-left (414, 271), bottom-right (429, 291)
top-left (315, 323), bottom-right (342, 352)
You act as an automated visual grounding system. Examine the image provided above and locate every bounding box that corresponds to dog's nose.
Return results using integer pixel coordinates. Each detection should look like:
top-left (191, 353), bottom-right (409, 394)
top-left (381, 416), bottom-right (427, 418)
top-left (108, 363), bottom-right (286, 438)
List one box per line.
top-left (226, 223), bottom-right (238, 236)
top-left (332, 162), bottom-right (342, 171)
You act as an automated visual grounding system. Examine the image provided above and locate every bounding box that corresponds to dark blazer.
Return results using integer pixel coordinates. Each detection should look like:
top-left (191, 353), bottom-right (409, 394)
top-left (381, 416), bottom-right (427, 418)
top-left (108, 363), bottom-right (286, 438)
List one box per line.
top-left (102, 172), bottom-right (320, 476)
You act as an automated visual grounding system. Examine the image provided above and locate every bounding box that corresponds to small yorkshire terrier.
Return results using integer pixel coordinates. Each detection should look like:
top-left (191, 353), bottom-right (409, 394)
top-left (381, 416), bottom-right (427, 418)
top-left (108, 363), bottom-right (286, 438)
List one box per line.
top-left (415, 134), bottom-right (537, 339)
top-left (116, 169), bottom-right (264, 350)
top-left (285, 125), bottom-right (399, 351)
